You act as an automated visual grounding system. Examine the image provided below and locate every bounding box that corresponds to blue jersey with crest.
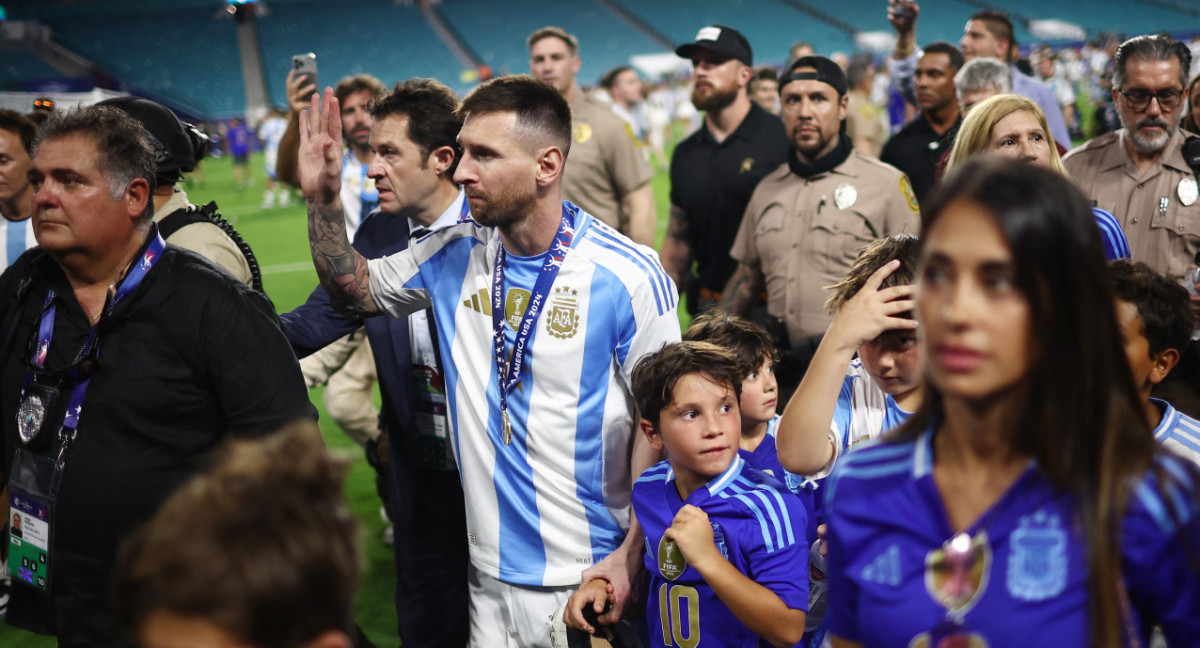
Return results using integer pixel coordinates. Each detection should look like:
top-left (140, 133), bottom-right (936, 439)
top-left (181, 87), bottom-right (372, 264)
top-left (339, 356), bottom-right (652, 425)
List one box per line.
top-left (635, 455), bottom-right (809, 648)
top-left (825, 426), bottom-right (1200, 647)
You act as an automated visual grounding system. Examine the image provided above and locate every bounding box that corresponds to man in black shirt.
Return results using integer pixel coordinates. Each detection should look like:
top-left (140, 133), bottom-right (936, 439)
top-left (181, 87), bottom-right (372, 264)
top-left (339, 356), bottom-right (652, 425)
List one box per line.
top-left (0, 105), bottom-right (312, 647)
top-left (662, 24), bottom-right (788, 315)
top-left (880, 42), bottom-right (964, 202)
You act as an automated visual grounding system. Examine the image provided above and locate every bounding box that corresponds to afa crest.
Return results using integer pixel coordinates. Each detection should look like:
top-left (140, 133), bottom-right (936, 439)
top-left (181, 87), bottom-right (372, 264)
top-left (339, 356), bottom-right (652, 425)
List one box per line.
top-left (1007, 509), bottom-right (1067, 601)
top-left (739, 157), bottom-right (755, 173)
top-left (545, 286), bottom-right (580, 339)
top-left (711, 522), bottom-right (729, 560)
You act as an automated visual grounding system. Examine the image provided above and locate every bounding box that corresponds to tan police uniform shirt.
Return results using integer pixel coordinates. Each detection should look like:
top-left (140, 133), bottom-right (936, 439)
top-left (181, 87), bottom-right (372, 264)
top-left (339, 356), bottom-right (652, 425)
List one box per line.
top-left (153, 189), bottom-right (254, 286)
top-left (730, 152), bottom-right (920, 341)
top-left (846, 90), bottom-right (884, 157)
top-left (1063, 128), bottom-right (1200, 279)
top-left (562, 94), bottom-right (654, 232)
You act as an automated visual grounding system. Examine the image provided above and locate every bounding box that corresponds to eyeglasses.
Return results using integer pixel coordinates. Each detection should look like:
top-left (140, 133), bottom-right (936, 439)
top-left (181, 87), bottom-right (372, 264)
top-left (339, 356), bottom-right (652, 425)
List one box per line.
top-left (1119, 88), bottom-right (1184, 111)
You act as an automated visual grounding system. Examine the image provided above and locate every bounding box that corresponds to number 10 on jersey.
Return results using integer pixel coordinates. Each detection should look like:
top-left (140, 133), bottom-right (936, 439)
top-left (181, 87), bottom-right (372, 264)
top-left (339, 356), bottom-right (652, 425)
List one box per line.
top-left (658, 583), bottom-right (699, 647)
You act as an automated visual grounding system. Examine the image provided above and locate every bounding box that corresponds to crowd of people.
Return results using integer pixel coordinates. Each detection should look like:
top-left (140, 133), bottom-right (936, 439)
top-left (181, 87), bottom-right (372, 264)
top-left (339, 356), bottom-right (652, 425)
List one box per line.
top-left (1, 2), bottom-right (1200, 648)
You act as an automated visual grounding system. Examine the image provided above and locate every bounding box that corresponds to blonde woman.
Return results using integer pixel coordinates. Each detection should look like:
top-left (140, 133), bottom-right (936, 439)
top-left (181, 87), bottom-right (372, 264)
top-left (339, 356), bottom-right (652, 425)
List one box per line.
top-left (945, 93), bottom-right (1129, 260)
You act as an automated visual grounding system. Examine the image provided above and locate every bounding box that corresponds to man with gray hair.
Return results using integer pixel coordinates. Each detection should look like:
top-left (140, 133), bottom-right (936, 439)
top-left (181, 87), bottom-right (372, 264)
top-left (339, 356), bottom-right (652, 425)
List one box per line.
top-left (1064, 33), bottom-right (1200, 417)
top-left (0, 105), bottom-right (312, 645)
top-left (954, 57), bottom-right (1012, 113)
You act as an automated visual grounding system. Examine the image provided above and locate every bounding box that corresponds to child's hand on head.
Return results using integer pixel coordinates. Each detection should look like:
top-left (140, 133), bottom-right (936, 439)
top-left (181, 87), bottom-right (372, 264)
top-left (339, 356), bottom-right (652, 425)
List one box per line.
top-left (828, 260), bottom-right (918, 350)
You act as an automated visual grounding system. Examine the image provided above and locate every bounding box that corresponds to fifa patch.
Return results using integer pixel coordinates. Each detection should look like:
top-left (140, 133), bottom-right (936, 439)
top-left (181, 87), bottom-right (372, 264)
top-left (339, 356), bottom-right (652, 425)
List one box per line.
top-left (574, 123), bottom-right (593, 144)
top-left (658, 536), bottom-right (686, 580)
top-left (1006, 509), bottom-right (1066, 601)
top-left (545, 286), bottom-right (580, 339)
top-left (505, 288), bottom-right (531, 330)
top-left (900, 175), bottom-right (919, 213)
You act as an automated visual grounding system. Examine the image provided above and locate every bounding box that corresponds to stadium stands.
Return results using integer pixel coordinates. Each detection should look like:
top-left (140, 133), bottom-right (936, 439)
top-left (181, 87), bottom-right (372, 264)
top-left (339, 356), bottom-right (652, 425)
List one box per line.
top-left (3, 0), bottom-right (1199, 118)
top-left (610, 0), bottom-right (855, 65)
top-left (437, 0), bottom-right (664, 87)
top-left (0, 49), bottom-right (66, 85)
top-left (256, 0), bottom-right (466, 107)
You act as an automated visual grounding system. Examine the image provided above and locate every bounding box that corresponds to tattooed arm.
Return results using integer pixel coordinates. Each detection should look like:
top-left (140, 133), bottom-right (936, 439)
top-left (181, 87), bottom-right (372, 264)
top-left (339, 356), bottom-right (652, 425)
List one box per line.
top-left (299, 88), bottom-right (379, 317)
top-left (719, 262), bottom-right (765, 316)
top-left (659, 205), bottom-right (693, 292)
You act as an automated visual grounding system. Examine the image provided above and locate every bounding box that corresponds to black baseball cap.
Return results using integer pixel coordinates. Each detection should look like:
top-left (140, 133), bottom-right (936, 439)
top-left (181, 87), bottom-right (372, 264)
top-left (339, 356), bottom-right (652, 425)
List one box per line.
top-left (780, 55), bottom-right (848, 96)
top-left (675, 25), bottom-right (753, 67)
top-left (96, 96), bottom-right (211, 186)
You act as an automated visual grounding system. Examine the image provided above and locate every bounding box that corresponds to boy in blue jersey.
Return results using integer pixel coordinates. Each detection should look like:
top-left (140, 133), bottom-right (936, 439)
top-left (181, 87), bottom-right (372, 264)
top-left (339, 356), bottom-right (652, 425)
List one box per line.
top-left (566, 341), bottom-right (808, 647)
top-left (776, 235), bottom-right (922, 479)
top-left (684, 312), bottom-right (826, 647)
top-left (683, 312), bottom-right (819, 542)
top-left (1110, 260), bottom-right (1200, 465)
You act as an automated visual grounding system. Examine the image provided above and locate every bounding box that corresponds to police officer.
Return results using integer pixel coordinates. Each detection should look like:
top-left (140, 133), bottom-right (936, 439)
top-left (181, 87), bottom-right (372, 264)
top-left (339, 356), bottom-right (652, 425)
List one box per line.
top-left (722, 56), bottom-right (919, 393)
top-left (1064, 34), bottom-right (1200, 416)
top-left (1064, 35), bottom-right (1198, 281)
top-left (527, 26), bottom-right (656, 247)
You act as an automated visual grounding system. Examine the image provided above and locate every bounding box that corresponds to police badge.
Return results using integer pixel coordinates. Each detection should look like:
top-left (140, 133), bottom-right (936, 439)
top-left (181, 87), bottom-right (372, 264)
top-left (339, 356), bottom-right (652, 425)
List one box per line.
top-left (1179, 178), bottom-right (1198, 207)
top-left (834, 183), bottom-right (858, 210)
top-left (16, 381), bottom-right (60, 446)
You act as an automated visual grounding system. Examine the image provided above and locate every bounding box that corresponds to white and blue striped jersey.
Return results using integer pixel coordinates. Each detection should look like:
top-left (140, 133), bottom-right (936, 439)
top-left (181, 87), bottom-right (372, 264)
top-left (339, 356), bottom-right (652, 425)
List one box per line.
top-left (816, 358), bottom-right (913, 479)
top-left (635, 455), bottom-right (809, 648)
top-left (1152, 397), bottom-right (1200, 466)
top-left (340, 149), bottom-right (376, 240)
top-left (258, 115), bottom-right (288, 177)
top-left (1, 217), bottom-right (35, 268)
top-left (368, 202), bottom-right (680, 586)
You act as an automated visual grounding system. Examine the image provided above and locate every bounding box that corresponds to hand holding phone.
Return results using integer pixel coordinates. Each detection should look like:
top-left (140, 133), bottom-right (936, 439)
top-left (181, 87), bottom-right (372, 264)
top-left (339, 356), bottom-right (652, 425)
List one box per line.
top-left (288, 53), bottom-right (318, 114)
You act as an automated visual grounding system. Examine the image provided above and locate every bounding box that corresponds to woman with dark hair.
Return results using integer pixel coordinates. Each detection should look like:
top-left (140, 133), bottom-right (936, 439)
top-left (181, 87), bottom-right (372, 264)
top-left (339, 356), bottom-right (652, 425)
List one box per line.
top-left (825, 157), bottom-right (1200, 648)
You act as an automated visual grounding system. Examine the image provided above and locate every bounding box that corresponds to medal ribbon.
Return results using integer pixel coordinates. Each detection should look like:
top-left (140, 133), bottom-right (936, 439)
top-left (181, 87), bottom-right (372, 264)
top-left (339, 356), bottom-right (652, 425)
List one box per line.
top-left (20, 233), bottom-right (166, 441)
top-left (490, 204), bottom-right (576, 444)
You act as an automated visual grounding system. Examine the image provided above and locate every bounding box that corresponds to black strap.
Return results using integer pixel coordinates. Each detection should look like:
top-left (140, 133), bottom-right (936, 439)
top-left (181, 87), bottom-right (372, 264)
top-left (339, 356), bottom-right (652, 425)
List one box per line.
top-left (1183, 135), bottom-right (1200, 178)
top-left (159, 201), bottom-right (264, 293)
top-left (0, 252), bottom-right (42, 363)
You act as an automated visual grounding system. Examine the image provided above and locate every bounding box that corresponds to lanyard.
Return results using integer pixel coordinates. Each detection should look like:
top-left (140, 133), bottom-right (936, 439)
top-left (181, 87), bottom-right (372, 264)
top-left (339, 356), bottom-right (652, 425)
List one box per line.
top-left (490, 204), bottom-right (576, 445)
top-left (19, 233), bottom-right (165, 449)
top-left (458, 194), bottom-right (471, 222)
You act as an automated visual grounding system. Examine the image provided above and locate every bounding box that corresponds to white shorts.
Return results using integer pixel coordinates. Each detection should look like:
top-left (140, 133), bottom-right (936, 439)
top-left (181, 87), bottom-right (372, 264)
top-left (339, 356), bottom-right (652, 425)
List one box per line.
top-left (468, 564), bottom-right (576, 648)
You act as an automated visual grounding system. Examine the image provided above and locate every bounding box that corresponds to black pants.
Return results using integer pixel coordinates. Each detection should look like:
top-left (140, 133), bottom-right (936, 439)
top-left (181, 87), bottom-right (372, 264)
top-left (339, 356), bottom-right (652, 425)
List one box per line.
top-left (387, 432), bottom-right (469, 648)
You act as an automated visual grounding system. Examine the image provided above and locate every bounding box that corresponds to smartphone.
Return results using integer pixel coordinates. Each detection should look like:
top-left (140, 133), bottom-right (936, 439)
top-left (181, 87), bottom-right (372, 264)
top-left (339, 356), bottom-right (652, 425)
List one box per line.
top-left (893, 0), bottom-right (915, 20)
top-left (292, 53), bottom-right (318, 90)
